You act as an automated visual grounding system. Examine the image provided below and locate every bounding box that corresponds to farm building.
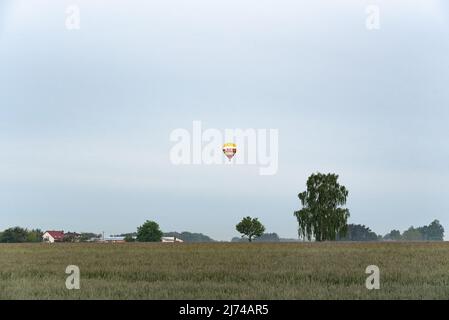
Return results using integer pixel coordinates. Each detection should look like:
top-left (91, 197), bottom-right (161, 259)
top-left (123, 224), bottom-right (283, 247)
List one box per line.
top-left (64, 232), bottom-right (81, 242)
top-left (102, 236), bottom-right (126, 243)
top-left (161, 236), bottom-right (183, 243)
top-left (42, 231), bottom-right (64, 243)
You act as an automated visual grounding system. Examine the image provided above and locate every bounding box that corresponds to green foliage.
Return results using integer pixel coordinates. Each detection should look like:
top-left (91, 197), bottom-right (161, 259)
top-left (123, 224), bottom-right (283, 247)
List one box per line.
top-left (419, 220), bottom-right (445, 241)
top-left (294, 173), bottom-right (350, 241)
top-left (163, 232), bottom-right (215, 242)
top-left (398, 220), bottom-right (445, 241)
top-left (0, 227), bottom-right (28, 243)
top-left (236, 217), bottom-right (265, 242)
top-left (136, 220), bottom-right (163, 242)
top-left (62, 237), bottom-right (73, 243)
top-left (26, 229), bottom-right (43, 243)
top-left (337, 224), bottom-right (378, 241)
top-left (402, 227), bottom-right (424, 241)
top-left (383, 221), bottom-right (444, 241)
top-left (384, 229), bottom-right (402, 241)
top-left (0, 227), bottom-right (41, 243)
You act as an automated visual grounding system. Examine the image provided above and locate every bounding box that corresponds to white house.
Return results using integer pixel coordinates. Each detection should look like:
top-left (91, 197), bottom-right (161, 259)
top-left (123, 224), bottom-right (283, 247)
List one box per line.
top-left (161, 236), bottom-right (183, 243)
top-left (102, 236), bottom-right (126, 243)
top-left (42, 231), bottom-right (64, 243)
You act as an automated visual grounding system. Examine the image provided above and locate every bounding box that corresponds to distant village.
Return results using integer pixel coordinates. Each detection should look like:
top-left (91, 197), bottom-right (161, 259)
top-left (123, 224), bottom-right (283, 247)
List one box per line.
top-left (1, 219), bottom-right (444, 244)
top-left (42, 230), bottom-right (183, 243)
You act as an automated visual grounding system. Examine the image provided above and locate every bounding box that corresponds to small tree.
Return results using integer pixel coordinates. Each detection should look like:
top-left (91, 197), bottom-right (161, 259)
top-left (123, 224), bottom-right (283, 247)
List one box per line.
top-left (136, 220), bottom-right (163, 242)
top-left (236, 217), bottom-right (265, 242)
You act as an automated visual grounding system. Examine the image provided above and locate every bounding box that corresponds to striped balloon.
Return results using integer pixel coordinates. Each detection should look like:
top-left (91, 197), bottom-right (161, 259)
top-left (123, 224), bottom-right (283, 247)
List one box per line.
top-left (222, 143), bottom-right (237, 161)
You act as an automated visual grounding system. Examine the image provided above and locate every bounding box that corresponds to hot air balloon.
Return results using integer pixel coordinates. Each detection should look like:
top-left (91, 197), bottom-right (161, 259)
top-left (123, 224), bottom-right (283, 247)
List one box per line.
top-left (222, 143), bottom-right (237, 161)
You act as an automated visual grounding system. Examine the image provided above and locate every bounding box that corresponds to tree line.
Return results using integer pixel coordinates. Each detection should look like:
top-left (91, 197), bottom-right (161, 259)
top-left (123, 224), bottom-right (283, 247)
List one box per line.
top-left (0, 227), bottom-right (43, 243)
top-left (0, 228), bottom-right (100, 243)
top-left (234, 172), bottom-right (444, 242)
top-left (335, 220), bottom-right (444, 241)
top-left (0, 172), bottom-right (445, 243)
top-left (291, 172), bottom-right (445, 242)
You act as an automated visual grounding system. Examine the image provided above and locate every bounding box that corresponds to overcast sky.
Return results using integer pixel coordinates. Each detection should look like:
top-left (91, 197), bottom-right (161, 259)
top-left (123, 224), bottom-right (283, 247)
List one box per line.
top-left (1, 0), bottom-right (448, 240)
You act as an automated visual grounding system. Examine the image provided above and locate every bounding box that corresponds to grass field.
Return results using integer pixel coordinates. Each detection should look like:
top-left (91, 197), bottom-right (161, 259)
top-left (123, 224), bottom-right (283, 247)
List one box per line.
top-left (0, 242), bottom-right (449, 299)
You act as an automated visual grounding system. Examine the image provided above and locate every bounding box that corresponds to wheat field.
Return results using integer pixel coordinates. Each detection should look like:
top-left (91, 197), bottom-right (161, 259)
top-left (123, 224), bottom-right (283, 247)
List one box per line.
top-left (0, 242), bottom-right (448, 299)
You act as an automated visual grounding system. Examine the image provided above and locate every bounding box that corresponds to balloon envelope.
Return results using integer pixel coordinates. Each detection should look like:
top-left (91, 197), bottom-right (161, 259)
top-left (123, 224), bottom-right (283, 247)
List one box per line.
top-left (222, 143), bottom-right (237, 161)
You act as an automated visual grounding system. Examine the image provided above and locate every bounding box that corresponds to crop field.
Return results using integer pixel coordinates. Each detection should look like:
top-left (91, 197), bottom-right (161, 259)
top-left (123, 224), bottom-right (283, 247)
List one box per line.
top-left (0, 242), bottom-right (449, 299)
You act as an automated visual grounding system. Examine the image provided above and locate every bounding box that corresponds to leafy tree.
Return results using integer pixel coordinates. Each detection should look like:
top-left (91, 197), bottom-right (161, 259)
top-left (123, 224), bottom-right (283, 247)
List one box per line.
top-left (27, 229), bottom-right (43, 243)
top-left (422, 220), bottom-right (444, 241)
top-left (402, 227), bottom-right (424, 241)
top-left (0, 227), bottom-right (29, 243)
top-left (337, 224), bottom-right (378, 241)
top-left (294, 173), bottom-right (350, 241)
top-left (136, 220), bottom-right (163, 242)
top-left (236, 217), bottom-right (265, 242)
top-left (383, 229), bottom-right (402, 241)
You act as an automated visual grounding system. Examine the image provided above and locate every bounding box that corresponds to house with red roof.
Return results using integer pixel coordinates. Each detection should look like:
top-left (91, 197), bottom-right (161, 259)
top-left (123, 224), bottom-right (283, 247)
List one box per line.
top-left (42, 230), bottom-right (64, 243)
